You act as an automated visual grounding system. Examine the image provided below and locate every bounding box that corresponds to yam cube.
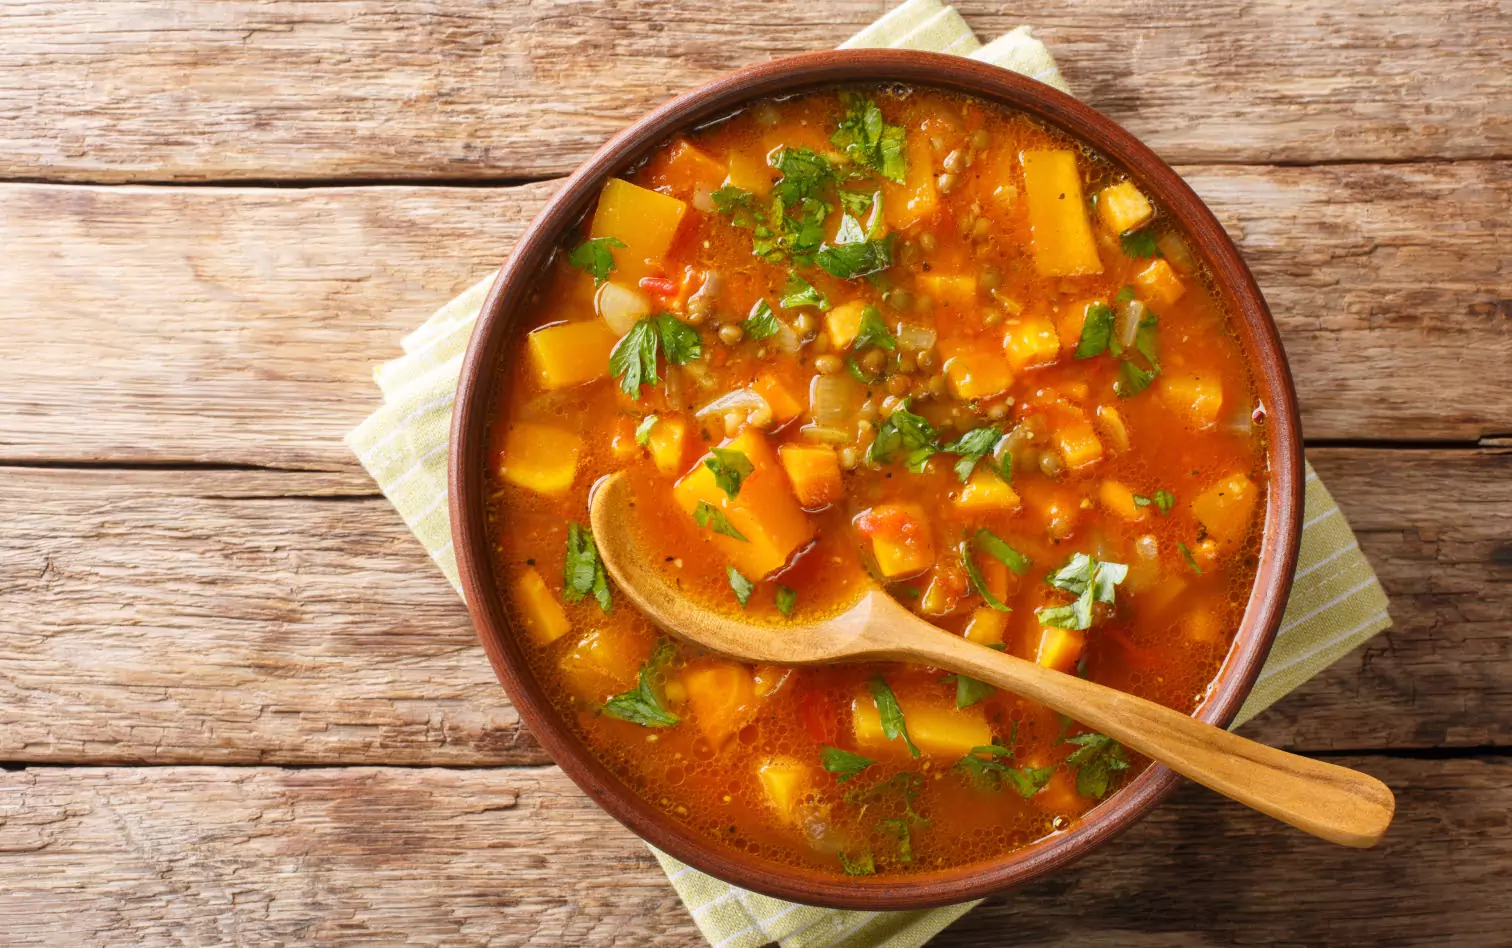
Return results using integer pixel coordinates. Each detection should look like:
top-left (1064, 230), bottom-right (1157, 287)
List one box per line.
top-left (917, 274), bottom-right (978, 329)
top-left (725, 148), bottom-right (775, 196)
top-left (943, 343), bottom-right (1013, 400)
top-left (559, 627), bottom-right (649, 701)
top-left (753, 373), bottom-right (804, 424)
top-left (646, 416), bottom-right (688, 476)
top-left (955, 469), bottom-right (1022, 514)
top-left (1051, 410), bottom-right (1104, 471)
top-left (852, 694), bottom-right (991, 759)
top-left (1159, 372), bottom-right (1225, 429)
top-left (511, 568), bottom-right (571, 645)
top-left (757, 759), bottom-right (810, 822)
top-left (1184, 606), bottom-right (1225, 645)
top-left (1191, 472), bottom-right (1259, 549)
top-left (1003, 316), bottom-right (1061, 372)
top-left (672, 429), bottom-right (815, 579)
top-left (1098, 480), bottom-right (1148, 522)
top-left (1021, 150), bottom-right (1104, 277)
top-left (682, 660), bottom-right (756, 749)
top-left (880, 132), bottom-right (938, 230)
top-left (918, 572), bottom-right (960, 616)
top-left (855, 503), bottom-right (934, 579)
top-left (1035, 626), bottom-right (1086, 674)
top-left (824, 300), bottom-right (868, 351)
top-left (589, 178), bottom-right (688, 282)
top-left (779, 444), bottom-right (843, 510)
top-left (661, 140), bottom-right (727, 196)
top-left (500, 423), bottom-right (582, 496)
top-left (1134, 258), bottom-right (1186, 306)
top-left (1096, 181), bottom-right (1154, 235)
top-left (963, 607), bottom-right (1009, 646)
top-left (526, 320), bottom-right (619, 391)
top-left (610, 416), bottom-right (640, 462)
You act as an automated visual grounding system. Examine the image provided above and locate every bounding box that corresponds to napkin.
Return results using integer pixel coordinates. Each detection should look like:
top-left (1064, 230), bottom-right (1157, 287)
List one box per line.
top-left (345, 2), bottom-right (1391, 944)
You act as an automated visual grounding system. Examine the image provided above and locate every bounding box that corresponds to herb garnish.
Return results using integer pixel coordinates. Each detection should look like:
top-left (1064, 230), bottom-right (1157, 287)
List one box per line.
top-left (867, 399), bottom-right (938, 469)
top-left (940, 426), bottom-right (1004, 483)
top-left (1178, 541), bottom-right (1203, 574)
top-left (838, 851), bottom-right (876, 876)
top-left (608, 313), bottom-right (702, 399)
top-left (1036, 552), bottom-right (1129, 631)
top-left (633, 414), bottom-right (658, 447)
top-left (1121, 229), bottom-right (1161, 259)
top-left (741, 299), bottom-right (781, 341)
top-left (704, 447), bottom-right (754, 500)
top-left (780, 273), bottom-right (830, 312)
top-left (602, 638), bottom-right (680, 728)
top-left (830, 94), bottom-right (908, 183)
top-left (727, 565), bottom-right (755, 608)
top-left (867, 677), bottom-right (921, 758)
top-left (1133, 488), bottom-right (1175, 515)
top-left (816, 230), bottom-right (892, 279)
top-left (959, 537), bottom-right (1011, 613)
top-left (693, 500), bottom-right (748, 542)
top-left (562, 522), bottom-right (612, 613)
top-left (775, 584), bottom-right (797, 617)
top-left (852, 304), bottom-right (897, 352)
top-left (1075, 302), bottom-right (1117, 359)
top-left (974, 528), bottom-right (1033, 575)
top-left (566, 236), bottom-right (627, 286)
top-left (820, 745), bottom-right (875, 782)
top-left (955, 743), bottom-right (1054, 798)
top-left (941, 643), bottom-right (1007, 708)
top-left (1064, 732), bottom-right (1130, 798)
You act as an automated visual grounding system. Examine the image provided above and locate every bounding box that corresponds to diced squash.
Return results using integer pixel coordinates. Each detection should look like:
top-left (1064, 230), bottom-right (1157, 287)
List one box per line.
top-left (672, 429), bottom-right (815, 579)
top-left (512, 568), bottom-right (571, 645)
top-left (852, 694), bottom-right (991, 759)
top-left (1096, 181), bottom-right (1154, 235)
top-left (917, 274), bottom-right (978, 326)
top-left (757, 758), bottom-right (810, 822)
top-left (942, 342), bottom-right (1013, 400)
top-left (779, 444), bottom-right (844, 510)
top-left (682, 660), bottom-right (756, 748)
top-left (1159, 372), bottom-right (1225, 429)
top-left (753, 373), bottom-right (804, 424)
top-left (855, 503), bottom-right (934, 579)
top-left (589, 178), bottom-right (688, 282)
top-left (1098, 480), bottom-right (1148, 522)
top-left (824, 300), bottom-right (868, 351)
top-left (499, 423), bottom-right (582, 496)
top-left (1134, 258), bottom-right (1186, 306)
top-left (559, 627), bottom-right (649, 701)
top-left (1021, 150), bottom-right (1104, 277)
top-left (963, 607), bottom-right (1009, 646)
top-left (610, 416), bottom-right (640, 462)
top-left (752, 665), bottom-right (792, 698)
top-left (1050, 409), bottom-right (1104, 471)
top-left (955, 469), bottom-right (1022, 514)
top-left (725, 148), bottom-right (775, 196)
top-left (661, 140), bottom-right (727, 196)
top-left (978, 557), bottom-right (1011, 602)
top-left (918, 572), bottom-right (959, 616)
top-left (880, 132), bottom-right (938, 230)
top-left (647, 416), bottom-right (688, 476)
top-left (1035, 625), bottom-right (1086, 674)
top-left (1183, 606), bottom-right (1225, 645)
top-left (1003, 316), bottom-right (1061, 371)
top-left (1190, 472), bottom-right (1259, 549)
top-left (526, 320), bottom-right (619, 391)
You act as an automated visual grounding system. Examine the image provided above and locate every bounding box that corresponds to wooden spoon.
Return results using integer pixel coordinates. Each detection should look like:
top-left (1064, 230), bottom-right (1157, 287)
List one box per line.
top-left (590, 471), bottom-right (1395, 848)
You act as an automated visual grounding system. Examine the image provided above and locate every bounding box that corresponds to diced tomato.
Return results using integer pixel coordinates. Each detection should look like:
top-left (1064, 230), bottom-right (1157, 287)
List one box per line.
top-left (639, 276), bottom-right (678, 297)
top-left (853, 507), bottom-right (922, 543)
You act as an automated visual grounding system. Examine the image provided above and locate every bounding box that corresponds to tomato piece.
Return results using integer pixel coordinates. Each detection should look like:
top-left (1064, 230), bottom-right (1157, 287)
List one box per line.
top-left (853, 507), bottom-right (921, 543)
top-left (639, 275), bottom-right (678, 297)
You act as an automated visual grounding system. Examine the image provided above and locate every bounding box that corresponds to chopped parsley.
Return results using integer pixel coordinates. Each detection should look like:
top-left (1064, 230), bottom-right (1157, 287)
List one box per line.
top-left (838, 851), bottom-right (876, 876)
top-left (816, 232), bottom-right (892, 279)
top-left (846, 355), bottom-right (880, 384)
top-left (780, 273), bottom-right (830, 311)
top-left (867, 677), bottom-right (921, 758)
top-left (853, 304), bottom-right (897, 352)
top-left (1036, 552), bottom-right (1129, 631)
top-left (1121, 228), bottom-right (1161, 259)
top-left (1178, 541), bottom-right (1203, 574)
top-left (830, 94), bottom-right (908, 184)
top-left (838, 188), bottom-right (876, 218)
top-left (1064, 732), bottom-right (1130, 798)
top-left (741, 298), bottom-right (781, 341)
top-left (562, 522), bottom-right (612, 613)
top-left (566, 236), bottom-right (626, 285)
top-left (693, 500), bottom-right (748, 542)
top-left (941, 643), bottom-right (1006, 708)
top-left (959, 537), bottom-right (1010, 613)
top-left (775, 584), bottom-right (797, 617)
top-left (866, 399), bottom-right (938, 468)
top-left (704, 447), bottom-right (754, 500)
top-left (974, 528), bottom-right (1033, 576)
top-left (845, 772), bottom-right (928, 825)
top-left (602, 638), bottom-right (680, 728)
top-left (955, 744), bottom-right (1053, 799)
top-left (940, 426), bottom-right (1003, 483)
top-left (1074, 302), bottom-right (1116, 359)
top-left (1115, 285), bottom-right (1137, 303)
top-left (819, 745), bottom-right (874, 782)
top-left (633, 414), bottom-right (658, 447)
top-left (876, 817), bottom-right (914, 863)
top-left (608, 314), bottom-right (702, 399)
top-left (727, 565), bottom-right (755, 608)
top-left (1134, 488), bottom-right (1176, 515)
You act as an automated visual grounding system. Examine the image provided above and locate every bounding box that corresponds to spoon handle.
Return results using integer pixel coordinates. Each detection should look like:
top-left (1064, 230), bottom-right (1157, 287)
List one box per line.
top-left (892, 624), bottom-right (1395, 848)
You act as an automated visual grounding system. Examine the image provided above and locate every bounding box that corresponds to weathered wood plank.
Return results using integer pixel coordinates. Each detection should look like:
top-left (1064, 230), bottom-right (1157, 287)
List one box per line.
top-left (2, 448), bottom-right (1506, 766)
top-left (1, 161), bottom-right (1506, 470)
top-left (2, 0), bottom-right (1507, 183)
top-left (0, 757), bottom-right (1504, 946)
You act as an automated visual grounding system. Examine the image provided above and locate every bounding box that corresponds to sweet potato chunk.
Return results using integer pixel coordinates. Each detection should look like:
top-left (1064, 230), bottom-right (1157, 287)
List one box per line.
top-left (682, 660), bottom-right (756, 749)
top-left (1021, 150), bottom-right (1103, 277)
top-left (1003, 316), bottom-right (1061, 372)
top-left (824, 300), bottom-right (868, 351)
top-left (499, 423), bottom-right (582, 496)
top-left (1035, 625), bottom-right (1086, 674)
top-left (851, 693), bottom-right (991, 759)
top-left (1159, 372), bottom-right (1225, 429)
top-left (526, 320), bottom-right (619, 391)
top-left (661, 140), bottom-right (727, 196)
top-left (954, 469), bottom-right (1021, 514)
top-left (942, 341), bottom-right (1013, 401)
top-left (589, 178), bottom-right (688, 282)
top-left (725, 148), bottom-right (775, 196)
top-left (512, 568), bottom-right (571, 645)
top-left (672, 429), bottom-right (814, 579)
top-left (1134, 258), bottom-right (1186, 306)
top-left (1050, 408), bottom-right (1104, 471)
top-left (646, 416), bottom-right (688, 476)
top-left (963, 607), bottom-right (1009, 646)
top-left (1096, 181), bottom-right (1154, 235)
top-left (757, 758), bottom-right (810, 822)
top-left (779, 444), bottom-right (843, 510)
top-left (1191, 472), bottom-right (1259, 549)
top-left (558, 627), bottom-right (650, 702)
top-left (1098, 480), bottom-right (1148, 522)
top-left (855, 503), bottom-right (934, 579)
top-left (880, 132), bottom-right (938, 230)
top-left (753, 373), bottom-right (804, 425)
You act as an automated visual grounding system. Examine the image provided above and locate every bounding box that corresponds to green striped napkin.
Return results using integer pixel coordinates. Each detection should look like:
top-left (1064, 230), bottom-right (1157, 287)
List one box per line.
top-left (346, 2), bottom-right (1391, 943)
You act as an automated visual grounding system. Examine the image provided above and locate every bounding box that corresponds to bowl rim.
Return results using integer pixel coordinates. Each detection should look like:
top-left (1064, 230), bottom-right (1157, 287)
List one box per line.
top-left (449, 48), bottom-right (1304, 910)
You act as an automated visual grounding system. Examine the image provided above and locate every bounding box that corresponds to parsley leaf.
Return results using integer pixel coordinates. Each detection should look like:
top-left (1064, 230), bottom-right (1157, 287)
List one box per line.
top-left (1064, 732), bottom-right (1131, 799)
top-left (727, 565), bottom-right (755, 608)
top-left (741, 299), bottom-right (781, 341)
top-left (940, 426), bottom-right (1003, 483)
top-left (1178, 541), bottom-right (1203, 574)
top-left (830, 94), bottom-right (908, 184)
top-left (562, 522), bottom-right (612, 613)
top-left (769, 147), bottom-right (836, 203)
top-left (704, 447), bottom-right (754, 500)
top-left (816, 234), bottom-right (892, 279)
top-left (780, 273), bottom-right (830, 311)
top-left (853, 304), bottom-right (897, 352)
top-left (846, 355), bottom-right (881, 384)
top-left (1137, 488), bottom-right (1178, 515)
top-left (954, 744), bottom-right (1053, 798)
top-left (838, 851), bottom-right (876, 876)
top-left (693, 500), bottom-right (748, 542)
top-left (712, 185), bottom-right (758, 222)
top-left (820, 745), bottom-right (874, 782)
top-left (1036, 553), bottom-right (1129, 631)
top-left (634, 414), bottom-right (658, 447)
top-left (1075, 302), bottom-right (1116, 360)
top-left (775, 584), bottom-right (797, 617)
top-left (838, 189), bottom-right (876, 218)
top-left (943, 644), bottom-right (1006, 708)
top-left (867, 399), bottom-right (937, 467)
top-left (566, 236), bottom-right (627, 286)
top-left (878, 817), bottom-right (914, 863)
top-left (974, 528), bottom-right (1032, 575)
top-left (656, 313), bottom-right (702, 365)
top-left (608, 318), bottom-right (661, 398)
top-left (1115, 285), bottom-right (1137, 303)
top-left (602, 638), bottom-right (680, 728)
top-left (867, 677), bottom-right (921, 758)
top-left (845, 772), bottom-right (928, 824)
top-left (1121, 229), bottom-right (1161, 259)
top-left (1116, 360), bottom-right (1159, 398)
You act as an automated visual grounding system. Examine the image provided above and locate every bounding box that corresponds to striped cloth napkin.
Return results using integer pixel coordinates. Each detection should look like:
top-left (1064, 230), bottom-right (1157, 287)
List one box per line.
top-left (345, 2), bottom-right (1392, 944)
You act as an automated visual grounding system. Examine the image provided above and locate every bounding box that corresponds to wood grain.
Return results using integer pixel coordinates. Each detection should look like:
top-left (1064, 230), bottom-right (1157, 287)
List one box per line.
top-left (2, 447), bottom-right (1505, 766)
top-left (0, 757), bottom-right (1503, 946)
top-left (2, 0), bottom-right (1507, 183)
top-left (1, 161), bottom-right (1507, 470)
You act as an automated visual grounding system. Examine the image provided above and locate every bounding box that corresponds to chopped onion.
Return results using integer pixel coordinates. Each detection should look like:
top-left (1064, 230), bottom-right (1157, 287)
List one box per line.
top-left (772, 319), bottom-right (803, 354)
top-left (595, 282), bottom-right (650, 336)
top-left (896, 322), bottom-right (938, 353)
top-left (692, 186), bottom-right (716, 213)
top-left (800, 425), bottom-right (851, 444)
top-left (694, 388), bottom-right (770, 422)
top-left (808, 373), bottom-right (863, 428)
top-left (1115, 299), bottom-right (1146, 350)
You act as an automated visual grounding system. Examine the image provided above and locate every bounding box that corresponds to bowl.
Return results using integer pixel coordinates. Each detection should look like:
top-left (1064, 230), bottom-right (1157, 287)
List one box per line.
top-left (449, 49), bottom-right (1304, 910)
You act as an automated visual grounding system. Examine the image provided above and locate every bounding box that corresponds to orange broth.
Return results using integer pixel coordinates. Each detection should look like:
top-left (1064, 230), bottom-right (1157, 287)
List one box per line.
top-left (484, 86), bottom-right (1267, 877)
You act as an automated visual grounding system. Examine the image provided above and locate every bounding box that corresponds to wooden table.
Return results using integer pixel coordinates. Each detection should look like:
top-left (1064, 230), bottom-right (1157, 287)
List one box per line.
top-left (1, 2), bottom-right (1507, 944)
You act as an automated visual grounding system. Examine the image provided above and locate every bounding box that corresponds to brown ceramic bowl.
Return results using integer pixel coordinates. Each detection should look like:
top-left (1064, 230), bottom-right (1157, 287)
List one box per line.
top-left (450, 49), bottom-right (1303, 910)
